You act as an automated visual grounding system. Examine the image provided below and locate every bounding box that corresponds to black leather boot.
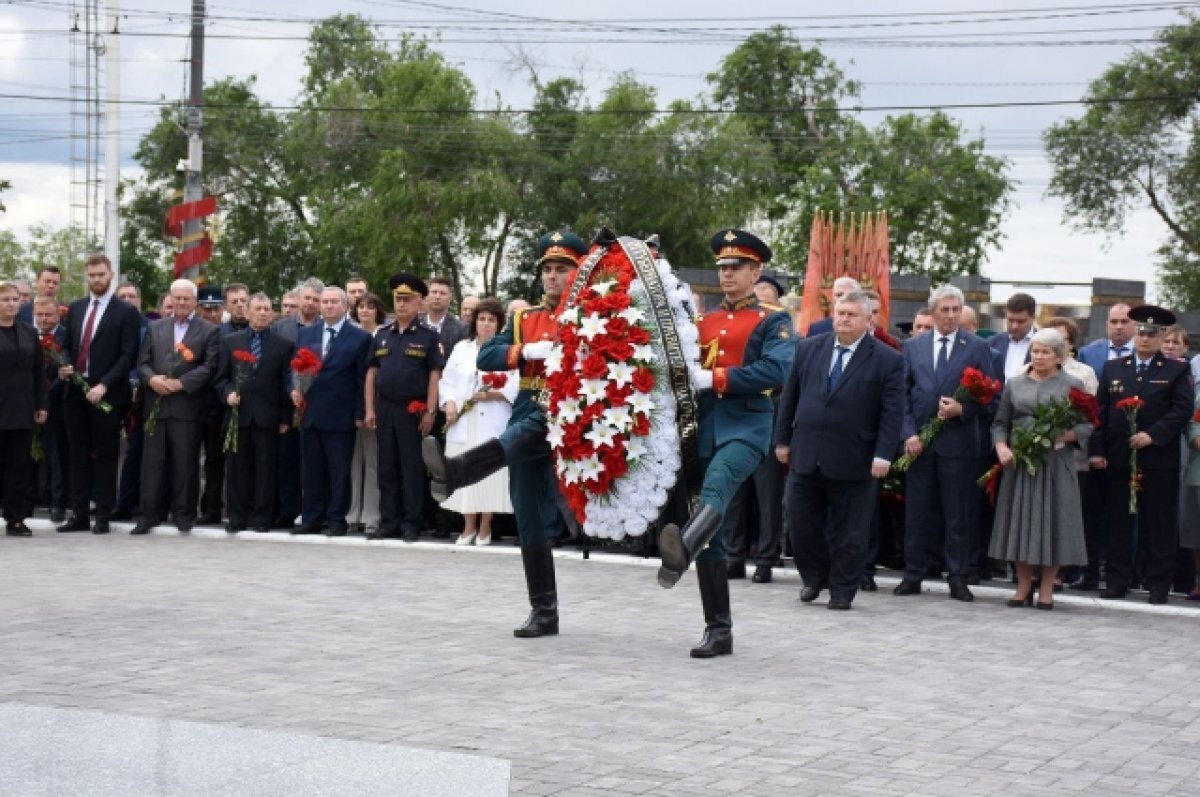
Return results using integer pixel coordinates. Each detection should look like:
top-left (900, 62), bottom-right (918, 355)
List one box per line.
top-left (690, 558), bottom-right (732, 658)
top-left (423, 437), bottom-right (506, 502)
top-left (514, 545), bottom-right (559, 638)
top-left (656, 504), bottom-right (724, 589)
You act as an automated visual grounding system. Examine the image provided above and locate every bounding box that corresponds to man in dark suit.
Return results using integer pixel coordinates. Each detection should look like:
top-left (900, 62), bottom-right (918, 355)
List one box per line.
top-left (31, 296), bottom-right (68, 521)
top-left (16, 266), bottom-right (62, 328)
top-left (291, 286), bottom-right (371, 536)
top-left (197, 285), bottom-right (229, 524)
top-left (1089, 305), bottom-right (1192, 604)
top-left (776, 291), bottom-right (904, 610)
top-left (895, 285), bottom-right (999, 602)
top-left (56, 254), bottom-right (142, 535)
top-left (420, 276), bottom-right (467, 357)
top-left (130, 279), bottom-right (220, 535)
top-left (988, 292), bottom-right (1038, 381)
top-left (113, 281), bottom-right (149, 521)
top-left (214, 292), bottom-right (293, 533)
top-left (804, 276), bottom-right (860, 338)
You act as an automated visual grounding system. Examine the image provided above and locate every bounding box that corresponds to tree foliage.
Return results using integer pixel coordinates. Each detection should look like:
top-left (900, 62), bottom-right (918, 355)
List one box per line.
top-left (1044, 16), bottom-right (1200, 306)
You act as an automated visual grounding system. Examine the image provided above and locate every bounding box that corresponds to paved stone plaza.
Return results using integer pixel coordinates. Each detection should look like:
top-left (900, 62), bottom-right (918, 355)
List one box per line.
top-left (3, 525), bottom-right (1200, 796)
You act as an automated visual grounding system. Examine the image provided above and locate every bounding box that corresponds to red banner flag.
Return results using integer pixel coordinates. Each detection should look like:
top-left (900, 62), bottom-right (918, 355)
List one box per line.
top-left (797, 211), bottom-right (890, 336)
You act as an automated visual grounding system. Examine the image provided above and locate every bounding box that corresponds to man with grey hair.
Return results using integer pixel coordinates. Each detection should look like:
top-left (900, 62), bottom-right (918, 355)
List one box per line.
top-left (806, 276), bottom-right (862, 338)
top-left (130, 278), bottom-right (221, 535)
top-left (894, 285), bottom-right (999, 602)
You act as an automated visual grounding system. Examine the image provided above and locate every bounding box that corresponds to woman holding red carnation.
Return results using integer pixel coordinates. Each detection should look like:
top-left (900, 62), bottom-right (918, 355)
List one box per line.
top-left (438, 298), bottom-right (517, 545)
top-left (0, 281), bottom-right (48, 536)
top-left (989, 328), bottom-right (1092, 610)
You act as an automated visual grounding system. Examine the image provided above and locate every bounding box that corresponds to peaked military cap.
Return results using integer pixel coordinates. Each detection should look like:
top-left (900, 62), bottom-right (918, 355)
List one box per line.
top-left (755, 274), bottom-right (785, 298)
top-left (389, 272), bottom-right (429, 298)
top-left (1128, 304), bottom-right (1176, 332)
top-left (197, 285), bottom-right (223, 306)
top-left (537, 230), bottom-right (588, 266)
top-left (711, 228), bottom-right (772, 267)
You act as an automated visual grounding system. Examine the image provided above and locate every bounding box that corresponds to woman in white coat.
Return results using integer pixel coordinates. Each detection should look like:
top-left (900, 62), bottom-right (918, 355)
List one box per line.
top-left (439, 298), bottom-right (518, 545)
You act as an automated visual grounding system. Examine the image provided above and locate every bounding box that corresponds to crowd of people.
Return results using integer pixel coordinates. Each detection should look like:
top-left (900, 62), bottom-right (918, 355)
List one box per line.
top-left (3, 241), bottom-right (1199, 659)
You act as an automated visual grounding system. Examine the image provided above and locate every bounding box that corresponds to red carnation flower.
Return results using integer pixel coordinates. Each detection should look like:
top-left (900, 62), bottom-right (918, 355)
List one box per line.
top-left (407, 401), bottom-right (428, 415)
top-left (631, 367), bottom-right (655, 394)
top-left (628, 326), bottom-right (651, 345)
top-left (580, 352), bottom-right (608, 380)
top-left (233, 350), bottom-right (258, 365)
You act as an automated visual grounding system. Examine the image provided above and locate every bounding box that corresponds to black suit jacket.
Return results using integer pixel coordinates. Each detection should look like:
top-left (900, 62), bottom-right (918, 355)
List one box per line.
top-left (60, 295), bottom-right (142, 407)
top-left (774, 332), bottom-right (905, 481)
top-left (137, 315), bottom-right (221, 422)
top-left (0, 322), bottom-right (48, 430)
top-left (214, 329), bottom-right (294, 429)
top-left (1089, 353), bottom-right (1192, 470)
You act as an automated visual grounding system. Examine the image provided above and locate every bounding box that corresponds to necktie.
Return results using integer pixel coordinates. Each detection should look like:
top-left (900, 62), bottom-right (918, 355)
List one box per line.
top-left (250, 331), bottom-right (262, 361)
top-left (1111, 345), bottom-right (1128, 359)
top-left (1136, 361), bottom-right (1148, 378)
top-left (828, 346), bottom-right (848, 392)
top-left (75, 298), bottom-right (99, 372)
top-left (935, 336), bottom-right (950, 380)
top-left (324, 326), bottom-right (337, 357)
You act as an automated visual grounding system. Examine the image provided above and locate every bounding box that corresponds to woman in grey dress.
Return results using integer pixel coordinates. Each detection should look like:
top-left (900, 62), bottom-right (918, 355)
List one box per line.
top-left (989, 328), bottom-right (1091, 610)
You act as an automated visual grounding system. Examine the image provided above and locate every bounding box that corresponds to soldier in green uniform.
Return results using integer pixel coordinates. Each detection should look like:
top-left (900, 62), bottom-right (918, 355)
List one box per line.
top-left (423, 230), bottom-right (588, 638)
top-left (657, 229), bottom-right (796, 658)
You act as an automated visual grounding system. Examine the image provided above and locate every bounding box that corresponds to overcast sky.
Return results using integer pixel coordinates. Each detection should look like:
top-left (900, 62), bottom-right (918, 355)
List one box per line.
top-left (0, 0), bottom-right (1192, 303)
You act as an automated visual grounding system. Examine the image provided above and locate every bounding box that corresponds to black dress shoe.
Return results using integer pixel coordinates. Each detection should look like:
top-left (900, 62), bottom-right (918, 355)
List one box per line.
top-left (110, 508), bottom-right (133, 521)
top-left (271, 517), bottom-right (295, 531)
top-left (893, 579), bottom-right (922, 596)
top-left (366, 527), bottom-right (400, 540)
top-left (6, 522), bottom-right (32, 537)
top-left (252, 525), bottom-right (270, 533)
top-left (130, 520), bottom-right (155, 535)
top-left (727, 561), bottom-right (746, 580)
top-left (326, 526), bottom-right (348, 537)
top-left (225, 522), bottom-right (245, 534)
top-left (175, 517), bottom-right (194, 533)
top-left (1148, 591), bottom-right (1168, 605)
top-left (57, 515), bottom-right (90, 533)
top-left (827, 597), bottom-right (852, 611)
top-left (349, 522), bottom-right (365, 534)
top-left (1100, 587), bottom-right (1127, 600)
top-left (751, 565), bottom-right (772, 584)
top-left (1069, 578), bottom-right (1099, 591)
top-left (49, 509), bottom-right (66, 523)
top-left (402, 529), bottom-right (420, 543)
top-left (291, 523), bottom-right (324, 536)
top-left (860, 575), bottom-right (877, 592)
top-left (948, 580), bottom-right (975, 602)
top-left (799, 584), bottom-right (824, 603)
top-left (92, 518), bottom-right (110, 535)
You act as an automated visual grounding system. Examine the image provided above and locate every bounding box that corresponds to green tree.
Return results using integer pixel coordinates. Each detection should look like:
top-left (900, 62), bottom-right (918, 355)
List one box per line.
top-left (0, 178), bottom-right (10, 214)
top-left (24, 224), bottom-right (99, 297)
top-left (0, 230), bottom-right (25, 279)
top-left (1044, 16), bottom-right (1200, 307)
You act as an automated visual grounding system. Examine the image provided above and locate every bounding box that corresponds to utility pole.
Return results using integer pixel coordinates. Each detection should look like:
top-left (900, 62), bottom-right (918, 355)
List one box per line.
top-left (103, 0), bottom-right (120, 278)
top-left (180, 0), bottom-right (205, 282)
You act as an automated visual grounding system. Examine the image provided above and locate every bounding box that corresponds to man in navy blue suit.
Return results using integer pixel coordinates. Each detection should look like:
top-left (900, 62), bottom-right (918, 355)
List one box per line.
top-left (894, 285), bottom-right (999, 602)
top-left (1072, 303), bottom-right (1135, 589)
top-left (291, 286), bottom-right (371, 537)
top-left (804, 276), bottom-right (860, 338)
top-left (988, 292), bottom-right (1038, 381)
top-left (775, 291), bottom-right (904, 610)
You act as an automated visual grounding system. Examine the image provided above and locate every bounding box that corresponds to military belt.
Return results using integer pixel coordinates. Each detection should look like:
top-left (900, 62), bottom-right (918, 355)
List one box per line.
top-left (519, 377), bottom-right (546, 391)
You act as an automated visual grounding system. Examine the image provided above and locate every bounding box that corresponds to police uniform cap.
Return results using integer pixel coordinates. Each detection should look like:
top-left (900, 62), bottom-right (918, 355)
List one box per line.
top-left (537, 230), bottom-right (588, 266)
top-left (389, 272), bottom-right (429, 298)
top-left (711, 228), bottom-right (772, 267)
top-left (1128, 304), bottom-right (1176, 333)
top-left (197, 286), bottom-right (223, 306)
top-left (755, 274), bottom-right (785, 298)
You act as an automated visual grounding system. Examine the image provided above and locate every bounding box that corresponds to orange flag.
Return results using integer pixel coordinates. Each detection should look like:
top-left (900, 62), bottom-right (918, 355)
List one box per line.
top-left (797, 211), bottom-right (891, 336)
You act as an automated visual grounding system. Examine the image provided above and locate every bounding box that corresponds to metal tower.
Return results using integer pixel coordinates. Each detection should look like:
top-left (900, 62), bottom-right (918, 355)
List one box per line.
top-left (68, 0), bottom-right (103, 255)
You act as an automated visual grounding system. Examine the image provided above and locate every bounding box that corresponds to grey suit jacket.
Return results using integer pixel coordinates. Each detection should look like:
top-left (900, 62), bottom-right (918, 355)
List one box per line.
top-left (137, 315), bottom-right (220, 422)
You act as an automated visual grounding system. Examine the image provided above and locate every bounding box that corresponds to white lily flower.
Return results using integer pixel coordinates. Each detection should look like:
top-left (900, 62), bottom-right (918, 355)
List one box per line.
top-left (558, 306), bottom-right (579, 325)
top-left (606, 361), bottom-right (636, 389)
top-left (602, 405), bottom-right (632, 432)
top-left (617, 306), bottom-right (646, 325)
top-left (546, 420), bottom-right (565, 449)
top-left (580, 379), bottom-right (609, 405)
top-left (578, 312), bottom-right (608, 341)
top-left (584, 422), bottom-right (618, 449)
top-left (626, 436), bottom-right (648, 461)
top-left (627, 391), bottom-right (654, 416)
top-left (578, 454), bottom-right (604, 482)
top-left (544, 347), bottom-right (564, 375)
top-left (558, 398), bottom-right (582, 422)
top-left (561, 460), bottom-right (582, 485)
top-left (631, 344), bottom-right (656, 363)
top-left (589, 280), bottom-right (615, 297)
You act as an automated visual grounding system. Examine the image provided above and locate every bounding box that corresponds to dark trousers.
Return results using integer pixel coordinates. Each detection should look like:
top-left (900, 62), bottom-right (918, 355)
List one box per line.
top-left (695, 440), bottom-right (764, 564)
top-left (225, 425), bottom-right (279, 527)
top-left (300, 427), bottom-right (355, 530)
top-left (1105, 467), bottom-right (1179, 594)
top-left (376, 400), bottom-right (426, 533)
top-left (44, 409), bottom-right (68, 510)
top-left (276, 427), bottom-right (302, 523)
top-left (1081, 468), bottom-right (1107, 582)
top-left (140, 418), bottom-right (201, 524)
top-left (116, 425), bottom-right (142, 513)
top-left (63, 392), bottom-right (125, 519)
top-left (724, 451), bottom-right (785, 566)
top-left (500, 412), bottom-right (559, 547)
top-left (789, 469), bottom-right (878, 600)
top-left (0, 428), bottom-right (33, 523)
top-left (903, 451), bottom-right (983, 581)
top-left (200, 415), bottom-right (226, 517)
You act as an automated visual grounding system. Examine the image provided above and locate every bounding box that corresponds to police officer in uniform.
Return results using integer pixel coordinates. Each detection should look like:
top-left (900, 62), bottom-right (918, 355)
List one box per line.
top-left (422, 230), bottom-right (588, 638)
top-left (1089, 304), bottom-right (1192, 604)
top-left (364, 273), bottom-right (444, 542)
top-left (657, 229), bottom-right (796, 658)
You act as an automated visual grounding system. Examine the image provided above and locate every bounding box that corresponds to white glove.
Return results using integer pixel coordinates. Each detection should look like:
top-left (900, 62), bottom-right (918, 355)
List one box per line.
top-left (522, 341), bottom-right (554, 361)
top-left (691, 368), bottom-right (714, 392)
